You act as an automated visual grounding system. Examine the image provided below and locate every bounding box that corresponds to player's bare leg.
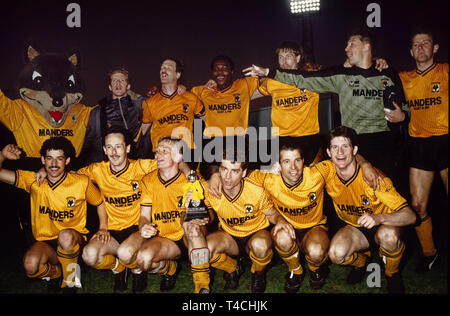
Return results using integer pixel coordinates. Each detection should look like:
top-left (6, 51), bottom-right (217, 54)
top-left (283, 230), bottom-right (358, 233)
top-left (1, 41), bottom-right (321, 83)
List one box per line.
top-left (375, 225), bottom-right (405, 293)
top-left (136, 237), bottom-right (181, 291)
top-left (246, 229), bottom-right (273, 293)
top-left (329, 225), bottom-right (370, 284)
top-left (272, 226), bottom-right (304, 292)
top-left (300, 226), bottom-right (330, 289)
top-left (57, 229), bottom-right (83, 291)
top-left (410, 167), bottom-right (439, 272)
top-left (207, 231), bottom-right (241, 290)
top-left (23, 241), bottom-right (61, 292)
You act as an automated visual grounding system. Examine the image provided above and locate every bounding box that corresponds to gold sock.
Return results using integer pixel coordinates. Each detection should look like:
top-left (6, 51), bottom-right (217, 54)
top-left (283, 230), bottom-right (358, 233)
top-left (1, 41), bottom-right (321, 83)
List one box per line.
top-left (305, 253), bottom-right (328, 272)
top-left (159, 260), bottom-right (177, 276)
top-left (57, 243), bottom-right (80, 287)
top-left (94, 255), bottom-right (125, 273)
top-left (415, 216), bottom-right (436, 257)
top-left (249, 249), bottom-right (273, 273)
top-left (191, 262), bottom-right (210, 293)
top-left (27, 262), bottom-right (61, 280)
top-left (275, 243), bottom-right (303, 275)
top-left (379, 242), bottom-right (405, 277)
top-left (209, 253), bottom-right (237, 274)
top-left (341, 251), bottom-right (368, 268)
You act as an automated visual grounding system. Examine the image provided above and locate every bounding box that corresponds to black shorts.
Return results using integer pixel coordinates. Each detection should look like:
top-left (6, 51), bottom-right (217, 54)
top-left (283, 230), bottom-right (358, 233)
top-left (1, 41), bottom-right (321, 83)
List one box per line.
top-left (173, 237), bottom-right (188, 261)
top-left (294, 224), bottom-right (328, 244)
top-left (407, 134), bottom-right (448, 171)
top-left (231, 226), bottom-right (272, 257)
top-left (109, 225), bottom-right (139, 244)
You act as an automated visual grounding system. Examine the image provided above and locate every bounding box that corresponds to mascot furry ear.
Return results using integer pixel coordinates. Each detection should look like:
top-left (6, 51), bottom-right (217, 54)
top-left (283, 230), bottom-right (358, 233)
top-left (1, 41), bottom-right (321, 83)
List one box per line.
top-left (18, 45), bottom-right (85, 128)
top-left (0, 45), bottom-right (92, 159)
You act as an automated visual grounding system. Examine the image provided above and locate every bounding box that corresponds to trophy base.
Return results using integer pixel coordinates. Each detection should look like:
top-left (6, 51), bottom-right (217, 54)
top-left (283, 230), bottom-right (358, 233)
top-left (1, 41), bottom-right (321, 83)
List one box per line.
top-left (185, 207), bottom-right (208, 221)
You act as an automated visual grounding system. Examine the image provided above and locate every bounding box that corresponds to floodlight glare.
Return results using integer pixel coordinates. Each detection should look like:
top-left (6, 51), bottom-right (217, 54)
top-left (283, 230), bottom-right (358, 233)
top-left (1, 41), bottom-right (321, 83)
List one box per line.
top-left (289, 0), bottom-right (320, 14)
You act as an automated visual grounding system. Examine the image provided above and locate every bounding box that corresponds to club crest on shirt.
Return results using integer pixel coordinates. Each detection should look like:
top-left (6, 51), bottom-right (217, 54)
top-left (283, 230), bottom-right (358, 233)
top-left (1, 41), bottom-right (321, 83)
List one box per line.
top-left (182, 103), bottom-right (189, 113)
top-left (309, 192), bottom-right (317, 203)
top-left (245, 204), bottom-right (254, 214)
top-left (361, 195), bottom-right (370, 207)
top-left (431, 82), bottom-right (440, 93)
top-left (233, 94), bottom-right (241, 103)
top-left (67, 197), bottom-right (76, 208)
top-left (131, 180), bottom-right (139, 191)
top-left (348, 80), bottom-right (360, 87)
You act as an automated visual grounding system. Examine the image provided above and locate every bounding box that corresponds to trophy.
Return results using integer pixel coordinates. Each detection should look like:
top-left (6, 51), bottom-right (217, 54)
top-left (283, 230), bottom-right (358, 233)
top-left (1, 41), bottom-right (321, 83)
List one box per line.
top-left (182, 171), bottom-right (208, 221)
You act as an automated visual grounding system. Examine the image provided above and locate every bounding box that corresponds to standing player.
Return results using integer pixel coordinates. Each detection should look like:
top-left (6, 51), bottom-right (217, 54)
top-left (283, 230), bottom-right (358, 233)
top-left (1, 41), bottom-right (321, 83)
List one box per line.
top-left (141, 57), bottom-right (205, 156)
top-left (244, 28), bottom-right (408, 181)
top-left (0, 137), bottom-right (104, 293)
top-left (398, 28), bottom-right (448, 272)
top-left (253, 41), bottom-right (322, 165)
top-left (317, 126), bottom-right (416, 294)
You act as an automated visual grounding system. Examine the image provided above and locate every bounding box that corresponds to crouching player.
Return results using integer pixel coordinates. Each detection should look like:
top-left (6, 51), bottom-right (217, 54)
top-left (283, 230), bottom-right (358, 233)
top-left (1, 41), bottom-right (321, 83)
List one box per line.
top-left (184, 147), bottom-right (292, 293)
top-left (133, 137), bottom-right (192, 291)
top-left (317, 126), bottom-right (416, 294)
top-left (0, 138), bottom-right (105, 293)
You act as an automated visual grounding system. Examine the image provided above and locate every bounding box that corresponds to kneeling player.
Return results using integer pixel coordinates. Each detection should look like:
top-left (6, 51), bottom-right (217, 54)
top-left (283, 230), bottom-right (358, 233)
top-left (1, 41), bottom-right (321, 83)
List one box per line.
top-left (0, 138), bottom-right (104, 293)
top-left (317, 126), bottom-right (416, 294)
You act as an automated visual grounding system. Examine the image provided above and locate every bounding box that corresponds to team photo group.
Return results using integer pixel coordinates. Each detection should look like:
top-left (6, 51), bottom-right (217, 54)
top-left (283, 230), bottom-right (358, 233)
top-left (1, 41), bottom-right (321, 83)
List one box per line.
top-left (0, 1), bottom-right (447, 297)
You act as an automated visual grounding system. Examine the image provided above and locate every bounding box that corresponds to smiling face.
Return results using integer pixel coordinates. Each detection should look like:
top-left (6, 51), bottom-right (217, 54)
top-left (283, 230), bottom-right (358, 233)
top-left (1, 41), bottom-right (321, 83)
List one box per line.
top-left (41, 149), bottom-right (70, 182)
top-left (212, 59), bottom-right (233, 90)
top-left (326, 136), bottom-right (358, 171)
top-left (344, 35), bottom-right (368, 67)
top-left (279, 149), bottom-right (304, 186)
top-left (18, 49), bottom-right (84, 128)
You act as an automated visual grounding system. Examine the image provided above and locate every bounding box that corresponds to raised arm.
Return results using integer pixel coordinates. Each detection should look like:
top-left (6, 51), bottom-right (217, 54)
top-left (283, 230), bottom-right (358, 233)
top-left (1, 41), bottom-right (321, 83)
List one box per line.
top-left (0, 144), bottom-right (22, 185)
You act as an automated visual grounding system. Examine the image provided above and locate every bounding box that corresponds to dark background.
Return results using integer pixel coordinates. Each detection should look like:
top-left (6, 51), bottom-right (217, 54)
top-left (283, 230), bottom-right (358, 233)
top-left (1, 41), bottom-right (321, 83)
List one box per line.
top-left (0, 0), bottom-right (448, 106)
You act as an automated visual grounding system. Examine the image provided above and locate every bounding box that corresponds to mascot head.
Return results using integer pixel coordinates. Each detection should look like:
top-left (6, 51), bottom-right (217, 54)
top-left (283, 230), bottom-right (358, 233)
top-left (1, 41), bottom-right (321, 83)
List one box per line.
top-left (18, 46), bottom-right (85, 128)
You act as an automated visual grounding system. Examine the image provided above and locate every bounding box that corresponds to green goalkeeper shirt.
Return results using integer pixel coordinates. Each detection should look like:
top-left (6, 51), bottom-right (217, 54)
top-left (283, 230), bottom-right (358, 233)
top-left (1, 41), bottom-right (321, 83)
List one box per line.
top-left (270, 65), bottom-right (408, 135)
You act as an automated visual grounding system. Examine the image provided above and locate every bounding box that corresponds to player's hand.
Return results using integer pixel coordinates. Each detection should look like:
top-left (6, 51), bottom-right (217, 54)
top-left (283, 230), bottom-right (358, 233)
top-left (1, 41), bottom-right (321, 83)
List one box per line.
top-left (93, 229), bottom-right (111, 244)
top-left (360, 162), bottom-right (385, 192)
top-left (357, 214), bottom-right (381, 229)
top-left (146, 85), bottom-right (159, 97)
top-left (270, 162), bottom-right (281, 176)
top-left (374, 58), bottom-right (389, 71)
top-left (182, 218), bottom-right (209, 237)
top-left (384, 101), bottom-right (405, 123)
top-left (177, 84), bottom-right (187, 95)
top-left (140, 223), bottom-right (158, 239)
top-left (184, 189), bottom-right (193, 208)
top-left (1, 144), bottom-right (22, 160)
top-left (34, 167), bottom-right (48, 186)
top-left (242, 65), bottom-right (269, 77)
top-left (272, 220), bottom-right (296, 240)
top-left (204, 79), bottom-right (217, 91)
top-left (207, 172), bottom-right (222, 198)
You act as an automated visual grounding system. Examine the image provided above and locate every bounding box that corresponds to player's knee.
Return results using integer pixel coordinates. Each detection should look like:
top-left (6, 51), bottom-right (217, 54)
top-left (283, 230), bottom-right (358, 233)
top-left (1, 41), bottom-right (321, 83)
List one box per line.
top-left (411, 199), bottom-right (427, 218)
top-left (306, 242), bottom-right (327, 263)
top-left (249, 238), bottom-right (271, 258)
top-left (22, 254), bottom-right (40, 275)
top-left (328, 243), bottom-right (348, 264)
top-left (81, 245), bottom-right (98, 267)
top-left (57, 229), bottom-right (76, 249)
top-left (117, 244), bottom-right (134, 265)
top-left (136, 249), bottom-right (153, 271)
top-left (376, 226), bottom-right (400, 249)
top-left (272, 228), bottom-right (292, 250)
